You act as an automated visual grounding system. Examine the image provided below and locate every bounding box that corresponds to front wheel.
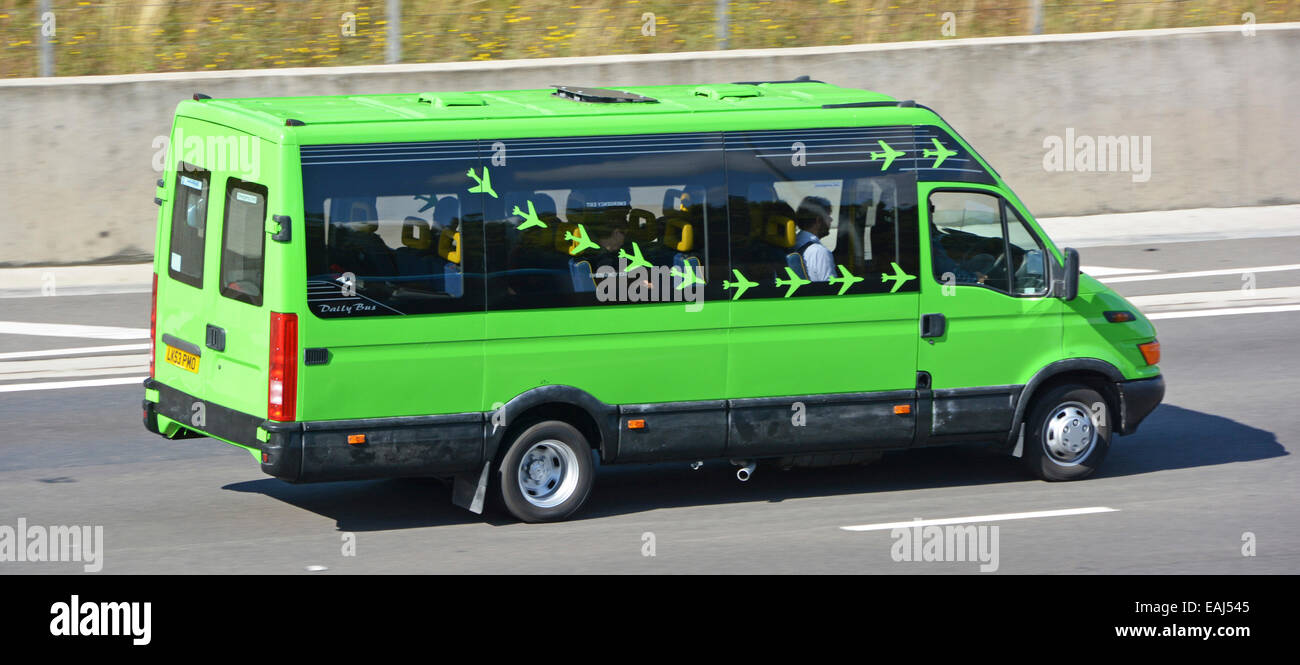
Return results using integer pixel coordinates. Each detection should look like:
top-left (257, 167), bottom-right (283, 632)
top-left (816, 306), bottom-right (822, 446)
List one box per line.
top-left (1022, 384), bottom-right (1111, 481)
top-left (495, 420), bottom-right (594, 522)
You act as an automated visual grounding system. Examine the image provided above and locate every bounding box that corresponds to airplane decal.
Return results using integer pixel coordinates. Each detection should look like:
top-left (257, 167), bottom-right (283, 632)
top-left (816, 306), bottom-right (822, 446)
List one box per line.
top-left (722, 269), bottom-right (758, 301)
top-left (466, 167), bottom-right (497, 199)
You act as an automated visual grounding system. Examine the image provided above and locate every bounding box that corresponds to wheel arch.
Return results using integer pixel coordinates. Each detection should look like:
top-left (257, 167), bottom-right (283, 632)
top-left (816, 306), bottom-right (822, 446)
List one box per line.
top-left (1008, 358), bottom-right (1124, 450)
top-left (486, 385), bottom-right (619, 466)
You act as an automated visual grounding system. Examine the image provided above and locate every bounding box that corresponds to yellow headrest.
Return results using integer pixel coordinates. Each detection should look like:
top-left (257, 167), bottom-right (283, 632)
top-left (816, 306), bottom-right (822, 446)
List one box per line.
top-left (438, 229), bottom-right (461, 264)
top-left (555, 222), bottom-right (577, 254)
top-left (762, 216), bottom-right (797, 248)
top-left (402, 219), bottom-right (432, 250)
top-left (663, 218), bottom-right (694, 253)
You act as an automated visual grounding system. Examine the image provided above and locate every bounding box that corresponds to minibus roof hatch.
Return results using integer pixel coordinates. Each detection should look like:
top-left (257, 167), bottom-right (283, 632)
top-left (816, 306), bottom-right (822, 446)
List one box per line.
top-left (551, 86), bottom-right (659, 103)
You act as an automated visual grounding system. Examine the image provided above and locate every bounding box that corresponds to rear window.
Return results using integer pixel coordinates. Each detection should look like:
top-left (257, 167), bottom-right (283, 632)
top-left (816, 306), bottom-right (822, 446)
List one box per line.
top-left (168, 164), bottom-right (210, 288)
top-left (220, 179), bottom-right (268, 306)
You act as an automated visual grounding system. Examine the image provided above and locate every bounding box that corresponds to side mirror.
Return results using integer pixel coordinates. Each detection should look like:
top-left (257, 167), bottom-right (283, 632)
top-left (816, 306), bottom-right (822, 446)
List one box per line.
top-left (1059, 247), bottom-right (1080, 301)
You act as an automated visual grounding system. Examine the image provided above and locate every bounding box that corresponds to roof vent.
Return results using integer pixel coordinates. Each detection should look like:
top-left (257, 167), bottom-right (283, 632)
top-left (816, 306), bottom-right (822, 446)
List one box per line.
top-left (551, 86), bottom-right (658, 104)
top-left (692, 84), bottom-right (763, 101)
top-left (417, 92), bottom-right (487, 107)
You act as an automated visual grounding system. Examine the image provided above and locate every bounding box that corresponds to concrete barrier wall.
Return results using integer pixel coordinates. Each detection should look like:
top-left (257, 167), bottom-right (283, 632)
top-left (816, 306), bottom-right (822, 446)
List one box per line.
top-left (1, 23), bottom-right (1296, 266)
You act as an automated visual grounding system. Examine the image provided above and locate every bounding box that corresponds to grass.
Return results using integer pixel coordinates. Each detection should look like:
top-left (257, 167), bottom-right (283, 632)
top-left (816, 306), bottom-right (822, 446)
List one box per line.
top-left (1, 0), bottom-right (1296, 78)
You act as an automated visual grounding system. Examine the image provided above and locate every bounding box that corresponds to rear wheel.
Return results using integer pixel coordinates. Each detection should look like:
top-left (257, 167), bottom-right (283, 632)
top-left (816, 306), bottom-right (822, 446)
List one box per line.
top-left (1022, 384), bottom-right (1111, 481)
top-left (496, 420), bottom-right (594, 522)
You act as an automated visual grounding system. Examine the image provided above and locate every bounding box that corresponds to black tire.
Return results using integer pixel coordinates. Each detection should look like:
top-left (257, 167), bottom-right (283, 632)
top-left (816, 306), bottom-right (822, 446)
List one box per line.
top-left (1022, 384), bottom-right (1111, 481)
top-left (495, 420), bottom-right (594, 523)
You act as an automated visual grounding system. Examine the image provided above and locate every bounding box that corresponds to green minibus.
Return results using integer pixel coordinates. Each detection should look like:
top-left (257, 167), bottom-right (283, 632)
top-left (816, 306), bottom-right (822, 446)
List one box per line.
top-left (143, 79), bottom-right (1164, 522)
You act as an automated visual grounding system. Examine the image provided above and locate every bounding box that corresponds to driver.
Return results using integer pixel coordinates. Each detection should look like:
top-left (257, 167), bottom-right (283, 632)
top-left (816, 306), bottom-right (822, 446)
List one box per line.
top-left (930, 221), bottom-right (994, 285)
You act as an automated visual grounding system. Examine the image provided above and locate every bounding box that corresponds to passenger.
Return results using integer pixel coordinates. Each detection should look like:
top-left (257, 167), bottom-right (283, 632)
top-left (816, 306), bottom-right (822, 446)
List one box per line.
top-left (586, 216), bottom-right (630, 270)
top-left (793, 196), bottom-right (835, 282)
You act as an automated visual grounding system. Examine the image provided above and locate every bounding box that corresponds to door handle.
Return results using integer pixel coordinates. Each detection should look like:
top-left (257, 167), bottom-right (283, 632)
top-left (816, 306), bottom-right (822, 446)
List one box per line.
top-left (920, 313), bottom-right (946, 339)
top-left (205, 324), bottom-right (226, 352)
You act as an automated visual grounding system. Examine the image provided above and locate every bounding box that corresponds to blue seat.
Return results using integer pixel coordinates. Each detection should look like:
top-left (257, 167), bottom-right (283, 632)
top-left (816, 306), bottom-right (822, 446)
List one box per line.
top-left (570, 259), bottom-right (596, 293)
top-left (784, 252), bottom-right (808, 280)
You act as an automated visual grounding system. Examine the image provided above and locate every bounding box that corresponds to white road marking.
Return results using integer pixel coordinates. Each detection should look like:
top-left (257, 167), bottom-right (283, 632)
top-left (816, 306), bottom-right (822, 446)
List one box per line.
top-left (840, 506), bottom-right (1118, 532)
top-left (1147, 304), bottom-right (1300, 320)
top-left (1101, 263), bottom-right (1300, 283)
top-left (1127, 286), bottom-right (1300, 310)
top-left (0, 354), bottom-right (150, 381)
top-left (0, 364), bottom-right (150, 381)
top-left (1081, 265), bottom-right (1158, 277)
top-left (0, 376), bottom-right (146, 393)
top-left (0, 343), bottom-right (150, 361)
top-left (0, 321), bottom-right (149, 339)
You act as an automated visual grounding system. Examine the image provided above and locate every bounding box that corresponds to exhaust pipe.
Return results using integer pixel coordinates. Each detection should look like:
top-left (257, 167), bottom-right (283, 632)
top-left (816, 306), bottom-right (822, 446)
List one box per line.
top-left (734, 460), bottom-right (756, 482)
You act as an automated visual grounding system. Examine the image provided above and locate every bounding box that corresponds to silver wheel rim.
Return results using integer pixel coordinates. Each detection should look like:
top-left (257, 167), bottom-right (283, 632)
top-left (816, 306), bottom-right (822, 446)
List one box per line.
top-left (1042, 401), bottom-right (1099, 466)
top-left (517, 439), bottom-right (580, 508)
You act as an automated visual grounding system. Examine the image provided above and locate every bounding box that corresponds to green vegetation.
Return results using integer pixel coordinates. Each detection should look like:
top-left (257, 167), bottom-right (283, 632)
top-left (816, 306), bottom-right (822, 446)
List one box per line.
top-left (2, 0), bottom-right (1295, 78)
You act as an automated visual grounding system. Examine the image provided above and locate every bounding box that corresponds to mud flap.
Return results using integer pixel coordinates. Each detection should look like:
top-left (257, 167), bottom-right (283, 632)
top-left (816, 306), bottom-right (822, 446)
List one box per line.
top-left (451, 461), bottom-right (491, 514)
top-left (1011, 423), bottom-right (1025, 458)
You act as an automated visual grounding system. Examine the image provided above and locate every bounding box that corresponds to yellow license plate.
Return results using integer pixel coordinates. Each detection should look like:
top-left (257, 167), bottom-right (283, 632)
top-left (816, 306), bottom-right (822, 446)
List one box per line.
top-left (164, 345), bottom-right (200, 373)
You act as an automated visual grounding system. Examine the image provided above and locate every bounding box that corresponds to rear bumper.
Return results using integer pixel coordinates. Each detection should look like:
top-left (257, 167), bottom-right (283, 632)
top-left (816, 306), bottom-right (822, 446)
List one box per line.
top-left (143, 379), bottom-right (485, 483)
top-left (1117, 375), bottom-right (1165, 435)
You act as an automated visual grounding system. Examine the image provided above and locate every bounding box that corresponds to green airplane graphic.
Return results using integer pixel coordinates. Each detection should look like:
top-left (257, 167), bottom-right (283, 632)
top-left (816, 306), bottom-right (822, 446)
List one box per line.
top-left (775, 266), bottom-right (811, 298)
top-left (670, 261), bottom-right (705, 290)
top-left (921, 138), bottom-right (958, 169)
top-left (466, 167), bottom-right (497, 199)
top-left (880, 261), bottom-right (917, 293)
top-left (827, 264), bottom-right (865, 296)
top-left (564, 224), bottom-right (599, 255)
top-left (512, 200), bottom-right (547, 230)
top-left (722, 269), bottom-right (758, 301)
top-left (868, 140), bottom-right (904, 170)
top-left (617, 242), bottom-right (653, 272)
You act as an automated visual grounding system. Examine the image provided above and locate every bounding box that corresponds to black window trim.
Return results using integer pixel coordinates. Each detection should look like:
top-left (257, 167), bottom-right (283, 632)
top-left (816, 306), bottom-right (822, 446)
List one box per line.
top-left (925, 185), bottom-right (1049, 300)
top-left (219, 177), bottom-right (269, 307)
top-left (167, 162), bottom-right (210, 290)
top-left (999, 197), bottom-right (1051, 298)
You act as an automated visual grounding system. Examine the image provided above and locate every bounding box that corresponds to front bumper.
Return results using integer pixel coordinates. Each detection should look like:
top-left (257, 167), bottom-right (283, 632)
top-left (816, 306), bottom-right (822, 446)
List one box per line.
top-left (1117, 375), bottom-right (1165, 435)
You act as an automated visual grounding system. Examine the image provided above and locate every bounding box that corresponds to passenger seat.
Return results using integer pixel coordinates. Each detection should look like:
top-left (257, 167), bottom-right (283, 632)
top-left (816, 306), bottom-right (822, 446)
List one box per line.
top-left (435, 198), bottom-right (464, 297)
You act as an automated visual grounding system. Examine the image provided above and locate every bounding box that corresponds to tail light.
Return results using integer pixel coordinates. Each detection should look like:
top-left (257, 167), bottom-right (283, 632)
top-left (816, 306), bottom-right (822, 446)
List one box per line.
top-left (1138, 340), bottom-right (1161, 366)
top-left (149, 273), bottom-right (158, 378)
top-left (268, 312), bottom-right (298, 421)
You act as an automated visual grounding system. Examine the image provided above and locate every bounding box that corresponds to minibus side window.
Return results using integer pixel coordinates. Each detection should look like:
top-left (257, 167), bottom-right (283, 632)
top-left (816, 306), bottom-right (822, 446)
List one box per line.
top-left (928, 190), bottom-right (1047, 296)
top-left (168, 163), bottom-right (210, 289)
top-left (723, 127), bottom-right (921, 299)
top-left (220, 179), bottom-right (268, 306)
top-left (300, 140), bottom-right (484, 318)
top-left (482, 132), bottom-right (726, 311)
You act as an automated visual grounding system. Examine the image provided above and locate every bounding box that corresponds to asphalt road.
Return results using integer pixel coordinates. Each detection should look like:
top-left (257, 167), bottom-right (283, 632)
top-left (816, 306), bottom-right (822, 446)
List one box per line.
top-left (0, 236), bottom-right (1297, 574)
